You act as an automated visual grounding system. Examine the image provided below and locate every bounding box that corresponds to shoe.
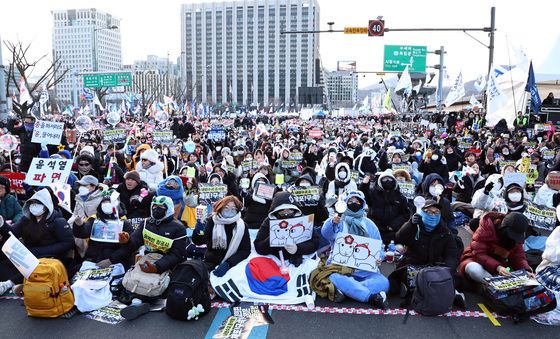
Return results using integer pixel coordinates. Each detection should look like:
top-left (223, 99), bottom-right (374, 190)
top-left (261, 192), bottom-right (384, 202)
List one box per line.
top-left (120, 303), bottom-right (151, 320)
top-left (0, 281), bottom-right (13, 295)
top-left (368, 293), bottom-right (388, 310)
top-left (333, 289), bottom-right (345, 303)
top-left (453, 292), bottom-right (466, 310)
top-left (399, 282), bottom-right (409, 299)
top-left (59, 307), bottom-right (79, 319)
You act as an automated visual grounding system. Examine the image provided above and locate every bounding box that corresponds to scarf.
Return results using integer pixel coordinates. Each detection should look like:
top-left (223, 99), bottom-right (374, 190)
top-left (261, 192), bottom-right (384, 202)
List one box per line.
top-left (343, 209), bottom-right (368, 237)
top-left (212, 212), bottom-right (245, 264)
top-left (158, 185), bottom-right (184, 205)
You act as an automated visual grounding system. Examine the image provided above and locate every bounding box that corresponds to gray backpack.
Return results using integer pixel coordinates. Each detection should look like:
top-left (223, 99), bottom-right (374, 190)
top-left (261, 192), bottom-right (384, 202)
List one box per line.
top-left (411, 266), bottom-right (454, 316)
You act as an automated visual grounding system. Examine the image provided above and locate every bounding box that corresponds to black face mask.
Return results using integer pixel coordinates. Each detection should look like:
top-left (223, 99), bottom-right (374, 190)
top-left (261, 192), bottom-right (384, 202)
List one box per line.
top-left (152, 207), bottom-right (167, 220)
top-left (347, 202), bottom-right (362, 212)
top-left (381, 179), bottom-right (396, 191)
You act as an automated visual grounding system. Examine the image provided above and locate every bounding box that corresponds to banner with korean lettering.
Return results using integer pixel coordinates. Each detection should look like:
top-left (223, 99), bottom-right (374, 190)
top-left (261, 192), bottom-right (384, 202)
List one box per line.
top-left (290, 186), bottom-right (321, 207)
top-left (523, 201), bottom-right (556, 231)
top-left (1, 233), bottom-right (40, 279)
top-left (198, 184), bottom-right (228, 205)
top-left (25, 158), bottom-right (73, 186)
top-left (102, 129), bottom-right (126, 144)
top-left (152, 131), bottom-right (174, 145)
top-left (0, 172), bottom-right (25, 194)
top-left (31, 120), bottom-right (65, 145)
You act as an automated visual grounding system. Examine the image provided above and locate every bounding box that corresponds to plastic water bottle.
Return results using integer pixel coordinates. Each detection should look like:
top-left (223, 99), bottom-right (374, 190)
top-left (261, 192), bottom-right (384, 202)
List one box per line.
top-left (386, 241), bottom-right (396, 263)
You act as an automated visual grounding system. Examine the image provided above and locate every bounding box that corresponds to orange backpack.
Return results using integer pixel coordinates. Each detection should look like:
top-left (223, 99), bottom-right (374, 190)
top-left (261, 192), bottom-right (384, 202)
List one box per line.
top-left (23, 258), bottom-right (74, 318)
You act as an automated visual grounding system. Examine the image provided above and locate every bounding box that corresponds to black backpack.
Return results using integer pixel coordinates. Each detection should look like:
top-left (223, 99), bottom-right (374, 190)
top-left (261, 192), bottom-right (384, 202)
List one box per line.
top-left (165, 260), bottom-right (211, 321)
top-left (411, 266), bottom-right (455, 316)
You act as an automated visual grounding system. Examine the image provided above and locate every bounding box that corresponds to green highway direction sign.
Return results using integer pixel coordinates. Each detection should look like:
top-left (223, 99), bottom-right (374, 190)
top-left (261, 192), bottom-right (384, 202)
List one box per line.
top-left (383, 45), bottom-right (427, 73)
top-left (83, 72), bottom-right (132, 88)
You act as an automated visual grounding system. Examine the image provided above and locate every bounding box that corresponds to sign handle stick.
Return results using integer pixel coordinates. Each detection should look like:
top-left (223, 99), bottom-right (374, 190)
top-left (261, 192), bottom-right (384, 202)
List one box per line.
top-left (8, 152), bottom-right (13, 173)
top-left (73, 134), bottom-right (82, 159)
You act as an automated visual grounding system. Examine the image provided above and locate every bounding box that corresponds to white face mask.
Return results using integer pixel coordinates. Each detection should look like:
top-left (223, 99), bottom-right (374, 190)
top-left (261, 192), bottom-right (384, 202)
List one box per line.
top-left (101, 202), bottom-right (114, 215)
top-left (78, 186), bottom-right (91, 196)
top-left (299, 182), bottom-right (311, 187)
top-left (508, 192), bottom-right (522, 203)
top-left (338, 171), bottom-right (348, 180)
top-left (29, 203), bottom-right (44, 217)
top-left (431, 155), bottom-right (439, 161)
top-left (429, 184), bottom-right (444, 197)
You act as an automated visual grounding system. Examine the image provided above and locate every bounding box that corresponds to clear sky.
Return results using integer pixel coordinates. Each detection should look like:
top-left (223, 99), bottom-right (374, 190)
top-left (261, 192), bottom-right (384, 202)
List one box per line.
top-left (1, 0), bottom-right (558, 88)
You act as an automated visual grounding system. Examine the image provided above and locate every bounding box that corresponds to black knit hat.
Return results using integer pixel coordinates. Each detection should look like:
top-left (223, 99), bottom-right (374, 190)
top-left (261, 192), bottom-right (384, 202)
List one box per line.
top-left (0, 176), bottom-right (10, 191)
top-left (497, 212), bottom-right (529, 243)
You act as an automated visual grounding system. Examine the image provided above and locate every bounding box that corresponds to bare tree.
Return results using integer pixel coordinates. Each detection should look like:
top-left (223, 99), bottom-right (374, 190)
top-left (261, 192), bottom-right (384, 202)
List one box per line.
top-left (4, 40), bottom-right (69, 119)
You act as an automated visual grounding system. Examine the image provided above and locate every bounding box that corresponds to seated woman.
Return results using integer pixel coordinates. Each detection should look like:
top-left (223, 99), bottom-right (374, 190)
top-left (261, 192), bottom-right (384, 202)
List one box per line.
top-left (391, 199), bottom-right (465, 308)
top-left (73, 191), bottom-right (133, 268)
top-left (254, 191), bottom-right (319, 266)
top-left (315, 190), bottom-right (389, 309)
top-left (0, 189), bottom-right (74, 295)
top-left (110, 196), bottom-right (186, 278)
top-left (243, 172), bottom-right (274, 230)
top-left (192, 196), bottom-right (251, 277)
top-left (459, 212), bottom-right (532, 286)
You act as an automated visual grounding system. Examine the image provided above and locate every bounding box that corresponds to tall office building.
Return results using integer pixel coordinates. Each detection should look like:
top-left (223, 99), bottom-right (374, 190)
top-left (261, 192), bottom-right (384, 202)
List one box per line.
top-left (325, 70), bottom-right (358, 108)
top-left (52, 8), bottom-right (122, 103)
top-left (180, 0), bottom-right (320, 106)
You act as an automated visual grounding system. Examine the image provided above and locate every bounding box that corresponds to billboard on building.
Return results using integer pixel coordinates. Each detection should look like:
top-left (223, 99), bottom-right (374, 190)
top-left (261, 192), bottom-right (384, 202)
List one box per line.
top-left (337, 61), bottom-right (357, 72)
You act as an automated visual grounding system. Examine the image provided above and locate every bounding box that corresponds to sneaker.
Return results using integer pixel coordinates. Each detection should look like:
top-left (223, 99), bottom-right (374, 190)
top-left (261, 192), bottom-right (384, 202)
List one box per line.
top-left (120, 303), bottom-right (151, 320)
top-left (453, 291), bottom-right (467, 310)
top-left (0, 281), bottom-right (13, 295)
top-left (333, 289), bottom-right (345, 303)
top-left (368, 293), bottom-right (388, 310)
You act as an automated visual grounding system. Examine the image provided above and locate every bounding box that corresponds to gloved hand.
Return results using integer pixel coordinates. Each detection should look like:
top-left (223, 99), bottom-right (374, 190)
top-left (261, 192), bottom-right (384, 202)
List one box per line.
top-left (484, 182), bottom-right (494, 195)
top-left (411, 213), bottom-right (422, 225)
top-left (140, 261), bottom-right (158, 273)
top-left (118, 232), bottom-right (130, 244)
top-left (97, 259), bottom-right (112, 268)
top-left (74, 215), bottom-right (84, 226)
top-left (284, 243), bottom-right (298, 255)
top-left (213, 261), bottom-right (230, 277)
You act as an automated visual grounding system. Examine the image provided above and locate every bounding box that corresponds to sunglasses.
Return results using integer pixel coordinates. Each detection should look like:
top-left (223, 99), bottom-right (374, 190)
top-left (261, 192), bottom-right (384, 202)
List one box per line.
top-left (78, 163), bottom-right (90, 166)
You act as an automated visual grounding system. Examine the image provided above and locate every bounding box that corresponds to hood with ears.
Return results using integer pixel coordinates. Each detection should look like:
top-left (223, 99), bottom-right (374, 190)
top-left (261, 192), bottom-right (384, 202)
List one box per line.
top-left (335, 162), bottom-right (351, 182)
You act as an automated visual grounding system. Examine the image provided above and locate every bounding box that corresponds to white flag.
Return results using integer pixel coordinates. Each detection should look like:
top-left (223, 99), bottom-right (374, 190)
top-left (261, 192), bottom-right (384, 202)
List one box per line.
top-left (474, 75), bottom-right (487, 93)
top-left (39, 85), bottom-right (49, 105)
top-left (395, 65), bottom-right (412, 94)
top-left (413, 80), bottom-right (423, 94)
top-left (444, 71), bottom-right (465, 107)
top-left (485, 65), bottom-right (508, 126)
top-left (93, 92), bottom-right (104, 110)
top-left (2, 232), bottom-right (40, 279)
top-left (362, 95), bottom-right (369, 107)
top-left (469, 95), bottom-right (482, 109)
top-left (18, 78), bottom-right (33, 106)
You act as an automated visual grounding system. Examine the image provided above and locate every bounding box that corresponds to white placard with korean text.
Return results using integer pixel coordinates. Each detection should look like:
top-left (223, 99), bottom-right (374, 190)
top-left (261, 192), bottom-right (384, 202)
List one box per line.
top-left (31, 120), bottom-right (65, 145)
top-left (25, 158), bottom-right (73, 186)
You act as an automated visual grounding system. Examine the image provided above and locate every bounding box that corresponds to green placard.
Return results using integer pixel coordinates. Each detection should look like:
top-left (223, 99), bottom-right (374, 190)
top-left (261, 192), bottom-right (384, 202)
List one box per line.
top-left (383, 45), bottom-right (427, 72)
top-left (83, 72), bottom-right (132, 88)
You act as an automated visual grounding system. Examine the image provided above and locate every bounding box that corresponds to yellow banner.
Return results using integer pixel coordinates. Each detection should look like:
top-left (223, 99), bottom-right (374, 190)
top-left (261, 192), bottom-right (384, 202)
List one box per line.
top-left (142, 227), bottom-right (173, 253)
top-left (344, 27), bottom-right (368, 34)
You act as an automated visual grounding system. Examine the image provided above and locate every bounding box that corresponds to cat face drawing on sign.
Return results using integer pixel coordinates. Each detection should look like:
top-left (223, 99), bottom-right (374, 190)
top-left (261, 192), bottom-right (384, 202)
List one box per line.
top-left (271, 220), bottom-right (290, 246)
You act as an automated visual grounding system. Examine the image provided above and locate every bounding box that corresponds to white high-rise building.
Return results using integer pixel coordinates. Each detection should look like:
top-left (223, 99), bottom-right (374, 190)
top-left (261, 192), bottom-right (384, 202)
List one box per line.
top-left (52, 8), bottom-right (122, 103)
top-left (325, 70), bottom-right (358, 108)
top-left (180, 0), bottom-right (320, 106)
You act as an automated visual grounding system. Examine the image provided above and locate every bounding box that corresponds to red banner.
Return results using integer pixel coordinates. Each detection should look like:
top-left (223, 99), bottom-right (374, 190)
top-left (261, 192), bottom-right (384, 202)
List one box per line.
top-left (0, 172), bottom-right (26, 194)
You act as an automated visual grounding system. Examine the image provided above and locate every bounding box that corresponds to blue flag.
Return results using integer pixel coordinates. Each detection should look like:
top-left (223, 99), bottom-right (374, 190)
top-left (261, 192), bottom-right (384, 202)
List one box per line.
top-left (525, 61), bottom-right (541, 113)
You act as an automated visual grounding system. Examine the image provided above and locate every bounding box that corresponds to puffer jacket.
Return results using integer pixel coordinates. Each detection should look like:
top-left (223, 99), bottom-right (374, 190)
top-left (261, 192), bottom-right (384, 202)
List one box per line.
top-left (136, 161), bottom-right (165, 192)
top-left (72, 187), bottom-right (104, 224)
top-left (459, 212), bottom-right (531, 276)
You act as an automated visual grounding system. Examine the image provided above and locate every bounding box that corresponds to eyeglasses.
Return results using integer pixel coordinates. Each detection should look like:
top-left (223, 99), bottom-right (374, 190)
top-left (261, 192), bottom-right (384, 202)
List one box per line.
top-left (78, 163), bottom-right (90, 166)
top-left (423, 210), bottom-right (441, 216)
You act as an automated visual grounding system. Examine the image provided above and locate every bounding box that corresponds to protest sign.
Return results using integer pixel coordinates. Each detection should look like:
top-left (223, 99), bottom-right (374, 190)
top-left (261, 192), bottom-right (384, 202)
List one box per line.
top-left (208, 127), bottom-right (227, 142)
top-left (290, 186), bottom-right (321, 207)
top-left (526, 164), bottom-right (539, 185)
top-left (213, 303), bottom-right (273, 339)
top-left (102, 129), bottom-right (126, 144)
top-left (308, 128), bottom-right (323, 139)
top-left (503, 172), bottom-right (527, 189)
top-left (350, 170), bottom-right (360, 183)
top-left (1, 233), bottom-right (40, 279)
top-left (254, 183), bottom-right (275, 201)
top-left (548, 172), bottom-right (560, 191)
top-left (281, 160), bottom-right (298, 170)
top-left (331, 233), bottom-right (383, 272)
top-left (392, 164), bottom-right (412, 173)
top-left (199, 184), bottom-right (228, 205)
top-left (241, 160), bottom-right (257, 172)
top-left (398, 182), bottom-right (416, 200)
top-left (66, 130), bottom-right (77, 144)
top-left (85, 300), bottom-right (126, 325)
top-left (484, 270), bottom-right (536, 292)
top-left (25, 158), bottom-right (73, 186)
top-left (196, 205), bottom-right (208, 221)
top-left (523, 201), bottom-right (556, 231)
top-left (31, 120), bottom-right (64, 145)
top-left (290, 152), bottom-right (303, 163)
top-left (269, 214), bottom-right (314, 247)
top-left (128, 217), bottom-right (146, 231)
top-left (90, 220), bottom-right (123, 243)
top-left (0, 172), bottom-right (25, 194)
top-left (152, 130), bottom-right (174, 145)
top-left (275, 174), bottom-right (284, 185)
top-left (543, 150), bottom-right (556, 161)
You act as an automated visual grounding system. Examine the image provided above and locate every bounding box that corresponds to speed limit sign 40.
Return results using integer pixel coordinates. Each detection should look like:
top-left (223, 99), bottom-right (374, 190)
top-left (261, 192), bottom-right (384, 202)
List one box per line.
top-left (368, 19), bottom-right (385, 36)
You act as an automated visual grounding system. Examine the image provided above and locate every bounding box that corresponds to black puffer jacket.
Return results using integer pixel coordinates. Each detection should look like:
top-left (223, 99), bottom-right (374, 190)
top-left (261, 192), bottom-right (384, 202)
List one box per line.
top-left (395, 218), bottom-right (460, 271)
top-left (73, 202), bottom-right (134, 263)
top-left (111, 215), bottom-right (186, 273)
top-left (116, 180), bottom-right (154, 219)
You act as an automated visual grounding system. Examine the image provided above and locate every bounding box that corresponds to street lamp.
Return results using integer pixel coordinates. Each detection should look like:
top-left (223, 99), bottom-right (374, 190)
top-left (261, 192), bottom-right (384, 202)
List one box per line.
top-left (93, 25), bottom-right (119, 72)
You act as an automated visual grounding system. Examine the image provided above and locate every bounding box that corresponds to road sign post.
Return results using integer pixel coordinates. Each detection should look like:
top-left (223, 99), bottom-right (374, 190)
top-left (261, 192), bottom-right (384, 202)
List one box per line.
top-left (83, 72), bottom-right (132, 88)
top-left (383, 45), bottom-right (427, 72)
